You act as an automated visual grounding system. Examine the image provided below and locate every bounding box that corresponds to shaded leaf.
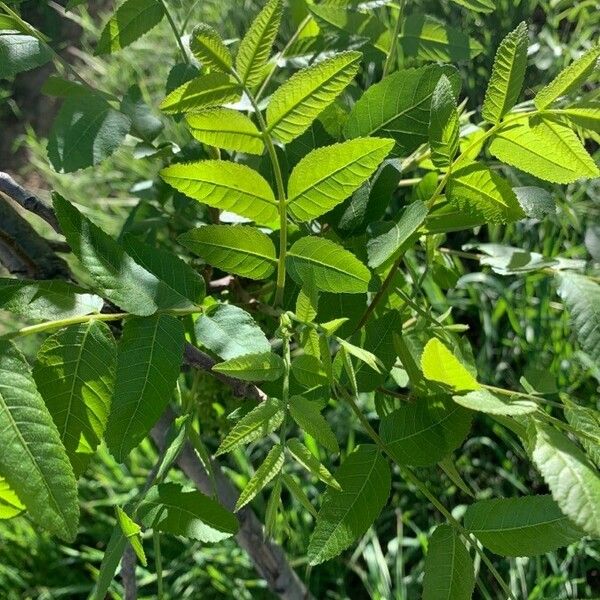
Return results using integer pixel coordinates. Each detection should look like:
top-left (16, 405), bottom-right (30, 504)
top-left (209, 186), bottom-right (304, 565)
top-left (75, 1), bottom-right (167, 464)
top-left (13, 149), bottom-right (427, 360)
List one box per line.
top-left (213, 351), bottom-right (284, 381)
top-left (0, 31), bottom-right (52, 78)
top-left (289, 395), bottom-right (339, 453)
top-left (286, 438), bottom-right (340, 489)
top-left (453, 389), bottom-right (537, 416)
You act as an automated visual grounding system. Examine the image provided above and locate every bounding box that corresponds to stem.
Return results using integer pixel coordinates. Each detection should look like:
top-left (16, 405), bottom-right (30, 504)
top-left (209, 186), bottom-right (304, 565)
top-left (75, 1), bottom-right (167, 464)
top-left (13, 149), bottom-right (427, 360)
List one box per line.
top-left (3, 306), bottom-right (202, 339)
top-left (153, 531), bottom-right (164, 600)
top-left (340, 388), bottom-right (517, 600)
top-left (279, 320), bottom-right (292, 448)
top-left (382, 0), bottom-right (405, 78)
top-left (159, 0), bottom-right (190, 64)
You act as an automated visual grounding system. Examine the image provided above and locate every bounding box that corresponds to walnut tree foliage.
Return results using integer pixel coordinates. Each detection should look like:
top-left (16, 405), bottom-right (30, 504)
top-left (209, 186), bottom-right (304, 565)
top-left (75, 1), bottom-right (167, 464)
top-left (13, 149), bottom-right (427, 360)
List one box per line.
top-left (0, 0), bottom-right (599, 598)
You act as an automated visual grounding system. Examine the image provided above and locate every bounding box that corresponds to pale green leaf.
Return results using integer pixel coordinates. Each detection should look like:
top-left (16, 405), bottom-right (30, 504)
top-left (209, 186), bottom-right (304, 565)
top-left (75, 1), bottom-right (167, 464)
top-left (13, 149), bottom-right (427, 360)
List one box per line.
top-left (0, 31), bottom-right (52, 78)
top-left (235, 444), bottom-right (284, 511)
top-left (338, 339), bottom-right (383, 374)
top-left (481, 22), bottom-right (528, 123)
top-left (287, 236), bottom-right (371, 293)
top-left (489, 116), bottom-right (599, 183)
top-left (0, 278), bottom-right (103, 321)
top-left (453, 389), bottom-right (537, 416)
top-left (0, 342), bottom-right (79, 541)
top-left (0, 476), bottom-right (24, 520)
top-left (122, 234), bottom-right (205, 304)
top-left (530, 420), bottom-right (600, 538)
top-left (179, 225), bottom-right (276, 280)
top-left (190, 23), bottom-right (232, 72)
top-left (138, 482), bottom-right (238, 542)
top-left (380, 397), bottom-right (472, 466)
top-left (429, 75), bottom-right (459, 168)
top-left (423, 524), bottom-right (474, 600)
top-left (213, 351), bottom-right (284, 382)
top-left (446, 162), bottom-right (525, 224)
top-left (159, 73), bottom-right (241, 114)
top-left (96, 0), bottom-right (164, 55)
top-left (448, 0), bottom-right (494, 13)
top-left (564, 401), bottom-right (600, 468)
top-left (557, 273), bottom-right (600, 364)
top-left (160, 160), bottom-right (278, 226)
top-left (236, 0), bottom-right (282, 88)
top-left (295, 284), bottom-right (318, 323)
top-left (33, 321), bottom-right (116, 477)
top-left (186, 108), bottom-right (264, 154)
top-left (344, 64), bottom-right (460, 154)
top-left (421, 338), bottom-right (479, 391)
top-left (48, 94), bottom-right (131, 173)
top-left (216, 398), bottom-right (284, 456)
top-left (115, 507), bottom-right (146, 566)
top-left (399, 14), bottom-right (483, 62)
top-left (554, 103), bottom-right (600, 134)
top-left (366, 200), bottom-right (427, 268)
top-left (535, 45), bottom-right (600, 110)
top-left (287, 137), bottom-right (394, 221)
top-left (286, 438), bottom-right (341, 489)
top-left (289, 395), bottom-right (339, 453)
top-left (267, 51), bottom-right (362, 143)
top-left (464, 495), bottom-right (584, 556)
top-left (195, 304), bottom-right (270, 360)
top-left (104, 315), bottom-right (185, 462)
top-left (513, 186), bottom-right (555, 218)
top-left (307, 445), bottom-right (391, 564)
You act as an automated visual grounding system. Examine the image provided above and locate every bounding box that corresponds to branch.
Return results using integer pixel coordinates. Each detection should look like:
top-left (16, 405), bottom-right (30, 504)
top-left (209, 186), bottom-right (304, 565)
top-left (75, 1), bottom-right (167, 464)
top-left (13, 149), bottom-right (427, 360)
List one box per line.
top-left (121, 546), bottom-right (138, 600)
top-left (0, 171), bottom-right (61, 232)
top-left (152, 409), bottom-right (312, 600)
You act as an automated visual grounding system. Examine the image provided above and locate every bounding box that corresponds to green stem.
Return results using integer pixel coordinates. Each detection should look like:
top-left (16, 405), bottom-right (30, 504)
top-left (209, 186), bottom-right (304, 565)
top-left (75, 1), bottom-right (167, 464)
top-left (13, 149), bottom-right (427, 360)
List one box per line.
top-left (340, 388), bottom-right (516, 600)
top-left (382, 0), bottom-right (405, 78)
top-left (279, 320), bottom-right (292, 448)
top-left (3, 306), bottom-right (202, 339)
top-left (159, 0), bottom-right (190, 64)
top-left (153, 531), bottom-right (164, 600)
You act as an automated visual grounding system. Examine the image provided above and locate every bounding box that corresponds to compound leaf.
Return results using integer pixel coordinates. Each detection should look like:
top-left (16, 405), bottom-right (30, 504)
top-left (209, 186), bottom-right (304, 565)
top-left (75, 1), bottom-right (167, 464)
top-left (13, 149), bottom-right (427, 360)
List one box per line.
top-left (235, 445), bottom-right (284, 511)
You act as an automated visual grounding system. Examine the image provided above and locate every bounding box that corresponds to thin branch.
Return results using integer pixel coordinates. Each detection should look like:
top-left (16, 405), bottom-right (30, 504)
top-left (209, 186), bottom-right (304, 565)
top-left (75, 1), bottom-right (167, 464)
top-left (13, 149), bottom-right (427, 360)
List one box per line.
top-left (121, 546), bottom-right (138, 600)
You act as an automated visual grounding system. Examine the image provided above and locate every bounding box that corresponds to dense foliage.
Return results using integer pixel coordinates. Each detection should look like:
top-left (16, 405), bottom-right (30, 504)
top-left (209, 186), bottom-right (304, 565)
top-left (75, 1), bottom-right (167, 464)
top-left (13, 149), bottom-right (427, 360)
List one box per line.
top-left (0, 0), bottom-right (599, 598)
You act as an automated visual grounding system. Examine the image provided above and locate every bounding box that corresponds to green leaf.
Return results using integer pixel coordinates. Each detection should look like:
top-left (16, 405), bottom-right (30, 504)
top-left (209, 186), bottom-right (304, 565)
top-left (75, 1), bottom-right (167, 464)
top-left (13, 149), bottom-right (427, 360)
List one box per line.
top-left (0, 476), bottom-right (24, 520)
top-left (0, 31), bottom-right (52, 78)
top-left (289, 395), bottom-right (339, 453)
top-left (104, 315), bottom-right (185, 462)
top-left (53, 194), bottom-right (189, 315)
top-left (138, 482), bottom-right (238, 542)
top-left (338, 339), bottom-right (382, 374)
top-left (190, 23), bottom-right (232, 72)
top-left (448, 0), bottom-right (494, 13)
top-left (530, 421), bottom-right (600, 538)
top-left (421, 338), bottom-right (479, 391)
top-left (422, 524), bottom-right (474, 600)
top-left (286, 438), bottom-right (341, 489)
top-left (287, 236), bottom-right (371, 293)
top-left (429, 75), bottom-right (459, 168)
top-left (555, 103), bottom-right (600, 134)
top-left (267, 51), bottom-right (362, 143)
top-left (557, 273), bottom-right (600, 364)
top-left (489, 116), bottom-right (599, 183)
top-left (91, 528), bottom-right (127, 600)
top-left (453, 389), bottom-right (537, 416)
top-left (446, 162), bottom-right (525, 224)
top-left (535, 45), bottom-right (600, 110)
top-left (235, 445), bottom-right (284, 511)
top-left (33, 322), bottom-right (116, 477)
top-left (216, 398), bottom-right (284, 456)
top-left (287, 137), bottom-right (394, 221)
top-left (96, 0), bottom-right (165, 55)
top-left (481, 22), bottom-right (528, 124)
top-left (366, 200), bottom-right (427, 268)
top-left (291, 354), bottom-right (328, 388)
top-left (186, 108), bottom-right (264, 154)
top-left (179, 225), bottom-right (277, 280)
top-left (236, 0), bottom-right (283, 89)
top-left (464, 495), bottom-right (584, 557)
top-left (380, 397), bottom-right (472, 466)
top-left (120, 84), bottom-right (163, 142)
top-left (122, 234), bottom-right (205, 304)
top-left (344, 65), bottom-right (460, 154)
top-left (513, 186), bottom-right (555, 218)
top-left (564, 401), bottom-right (600, 468)
top-left (160, 160), bottom-right (278, 226)
top-left (399, 14), bottom-right (483, 62)
top-left (0, 342), bottom-right (79, 541)
top-left (195, 304), bottom-right (270, 360)
top-left (213, 351), bottom-right (284, 382)
top-left (155, 415), bottom-right (190, 482)
top-left (115, 507), bottom-right (146, 566)
top-left (0, 278), bottom-right (103, 321)
top-left (48, 94), bottom-right (131, 173)
top-left (282, 473), bottom-right (318, 518)
top-left (159, 73), bottom-right (241, 114)
top-left (307, 445), bottom-right (391, 564)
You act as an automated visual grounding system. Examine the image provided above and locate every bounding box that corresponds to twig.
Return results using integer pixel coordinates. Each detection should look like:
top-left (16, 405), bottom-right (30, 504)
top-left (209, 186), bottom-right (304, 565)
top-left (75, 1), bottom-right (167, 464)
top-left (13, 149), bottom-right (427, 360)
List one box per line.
top-left (121, 546), bottom-right (137, 600)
